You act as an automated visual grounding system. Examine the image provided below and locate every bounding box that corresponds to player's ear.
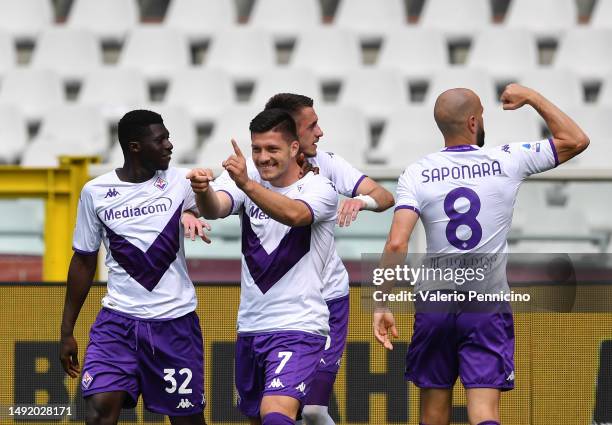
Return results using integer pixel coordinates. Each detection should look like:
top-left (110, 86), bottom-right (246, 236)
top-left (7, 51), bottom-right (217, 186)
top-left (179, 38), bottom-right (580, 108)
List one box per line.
top-left (289, 140), bottom-right (300, 158)
top-left (128, 141), bottom-right (141, 153)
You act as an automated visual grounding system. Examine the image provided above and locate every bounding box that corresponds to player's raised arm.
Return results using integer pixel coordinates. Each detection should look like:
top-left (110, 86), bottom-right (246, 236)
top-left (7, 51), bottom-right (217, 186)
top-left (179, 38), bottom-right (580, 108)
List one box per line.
top-left (224, 139), bottom-right (316, 227)
top-left (500, 83), bottom-right (589, 164)
top-left (186, 168), bottom-right (233, 219)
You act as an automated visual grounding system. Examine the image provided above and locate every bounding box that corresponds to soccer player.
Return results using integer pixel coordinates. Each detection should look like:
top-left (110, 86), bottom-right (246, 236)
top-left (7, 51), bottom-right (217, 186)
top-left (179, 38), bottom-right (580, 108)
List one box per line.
top-left (182, 93), bottom-right (394, 425)
top-left (187, 109), bottom-right (338, 425)
top-left (59, 110), bottom-right (207, 425)
top-left (373, 84), bottom-right (589, 425)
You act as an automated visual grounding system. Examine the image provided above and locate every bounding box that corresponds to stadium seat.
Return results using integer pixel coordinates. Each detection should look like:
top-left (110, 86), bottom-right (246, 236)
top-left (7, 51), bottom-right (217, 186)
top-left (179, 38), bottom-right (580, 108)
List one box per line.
top-left (561, 106), bottom-right (612, 169)
top-left (205, 29), bottom-right (276, 82)
top-left (368, 106), bottom-right (440, 168)
top-left (483, 107), bottom-right (542, 147)
top-left (334, 206), bottom-right (394, 239)
top-left (79, 68), bottom-right (148, 121)
top-left (554, 28), bottom-right (612, 81)
top-left (520, 69), bottom-right (583, 110)
top-left (565, 182), bottom-right (612, 231)
top-left (337, 69), bottom-right (408, 122)
top-left (426, 69), bottom-right (498, 106)
top-left (596, 73), bottom-right (612, 106)
top-left (290, 28), bottom-right (361, 82)
top-left (467, 29), bottom-right (538, 81)
top-left (164, 0), bottom-right (235, 43)
top-left (67, 0), bottom-right (139, 43)
top-left (376, 28), bottom-right (448, 81)
top-left (591, 0), bottom-right (612, 29)
top-left (0, 105), bottom-right (27, 163)
top-left (250, 68), bottom-right (322, 108)
top-left (120, 27), bottom-right (190, 82)
top-left (164, 68), bottom-right (234, 124)
top-left (0, 69), bottom-right (64, 122)
top-left (196, 105), bottom-right (260, 168)
top-left (248, 0), bottom-right (321, 42)
top-left (334, 0), bottom-right (405, 42)
top-left (419, 0), bottom-right (491, 41)
top-left (314, 106), bottom-right (370, 168)
top-left (0, 31), bottom-right (15, 76)
top-left (34, 105), bottom-right (108, 155)
top-left (0, 0), bottom-right (52, 41)
top-left (107, 105), bottom-right (197, 164)
top-left (504, 0), bottom-right (577, 39)
top-left (31, 28), bottom-right (101, 82)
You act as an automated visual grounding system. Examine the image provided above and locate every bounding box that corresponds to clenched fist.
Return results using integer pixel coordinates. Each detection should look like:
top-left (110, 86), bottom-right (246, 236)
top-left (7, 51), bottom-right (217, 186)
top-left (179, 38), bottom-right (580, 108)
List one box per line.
top-left (186, 168), bottom-right (214, 193)
top-left (500, 83), bottom-right (537, 110)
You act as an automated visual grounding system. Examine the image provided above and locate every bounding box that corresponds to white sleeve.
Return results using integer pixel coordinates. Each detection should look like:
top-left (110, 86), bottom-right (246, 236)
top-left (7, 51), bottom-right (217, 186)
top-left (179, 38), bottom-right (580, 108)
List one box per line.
top-left (178, 168), bottom-right (197, 211)
top-left (72, 185), bottom-right (103, 255)
top-left (295, 176), bottom-right (339, 224)
top-left (210, 170), bottom-right (246, 216)
top-left (394, 166), bottom-right (421, 215)
top-left (505, 139), bottom-right (559, 179)
top-left (315, 151), bottom-right (366, 197)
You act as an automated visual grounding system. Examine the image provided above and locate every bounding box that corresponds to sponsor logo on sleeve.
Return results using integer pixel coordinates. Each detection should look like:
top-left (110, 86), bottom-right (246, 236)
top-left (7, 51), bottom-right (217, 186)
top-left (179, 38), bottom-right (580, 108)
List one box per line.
top-left (521, 143), bottom-right (541, 153)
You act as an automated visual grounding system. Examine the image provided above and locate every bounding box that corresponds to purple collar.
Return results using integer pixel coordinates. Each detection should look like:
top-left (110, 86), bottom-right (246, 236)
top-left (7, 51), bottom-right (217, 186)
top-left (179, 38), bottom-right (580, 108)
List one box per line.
top-left (442, 145), bottom-right (479, 152)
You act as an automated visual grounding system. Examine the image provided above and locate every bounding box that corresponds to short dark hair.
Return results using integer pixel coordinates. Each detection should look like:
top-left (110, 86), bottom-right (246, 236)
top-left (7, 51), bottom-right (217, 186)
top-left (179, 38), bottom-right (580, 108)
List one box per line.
top-left (264, 93), bottom-right (313, 116)
top-left (249, 108), bottom-right (298, 143)
top-left (117, 109), bottom-right (163, 151)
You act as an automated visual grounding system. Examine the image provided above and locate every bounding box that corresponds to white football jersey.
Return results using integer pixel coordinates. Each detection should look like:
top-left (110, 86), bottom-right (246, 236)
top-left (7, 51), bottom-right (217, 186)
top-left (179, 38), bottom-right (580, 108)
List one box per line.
top-left (396, 140), bottom-right (558, 291)
top-left (214, 150), bottom-right (365, 301)
top-left (72, 168), bottom-right (198, 319)
top-left (308, 150), bottom-right (365, 301)
top-left (213, 171), bottom-right (338, 336)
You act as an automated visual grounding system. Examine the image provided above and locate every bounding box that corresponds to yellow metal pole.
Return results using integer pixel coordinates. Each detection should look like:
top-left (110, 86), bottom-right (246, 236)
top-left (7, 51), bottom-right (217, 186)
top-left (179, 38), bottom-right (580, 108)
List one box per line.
top-left (0, 156), bottom-right (99, 281)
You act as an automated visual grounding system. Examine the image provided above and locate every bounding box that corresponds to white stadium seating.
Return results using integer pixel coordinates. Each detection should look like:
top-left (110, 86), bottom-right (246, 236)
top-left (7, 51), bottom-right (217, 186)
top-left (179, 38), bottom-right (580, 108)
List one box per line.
top-left (67, 0), bottom-right (139, 43)
top-left (164, 0), bottom-right (235, 43)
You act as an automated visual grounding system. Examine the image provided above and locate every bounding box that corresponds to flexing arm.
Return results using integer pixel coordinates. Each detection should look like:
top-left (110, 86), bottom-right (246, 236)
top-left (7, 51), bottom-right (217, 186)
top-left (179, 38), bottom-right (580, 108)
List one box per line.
top-left (501, 83), bottom-right (589, 164)
top-left (60, 252), bottom-right (97, 378)
top-left (373, 208), bottom-right (419, 350)
top-left (224, 140), bottom-right (313, 227)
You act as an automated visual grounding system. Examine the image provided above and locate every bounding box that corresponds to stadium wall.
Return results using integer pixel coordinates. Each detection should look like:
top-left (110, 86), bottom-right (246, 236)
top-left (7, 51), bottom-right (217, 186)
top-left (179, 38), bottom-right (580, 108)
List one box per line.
top-left (0, 284), bottom-right (610, 424)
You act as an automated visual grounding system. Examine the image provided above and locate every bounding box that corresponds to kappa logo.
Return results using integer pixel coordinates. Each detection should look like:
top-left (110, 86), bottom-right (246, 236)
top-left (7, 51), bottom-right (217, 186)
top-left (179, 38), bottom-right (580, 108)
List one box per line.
top-left (269, 378), bottom-right (285, 389)
top-left (176, 398), bottom-right (194, 409)
top-left (295, 382), bottom-right (306, 394)
top-left (154, 177), bottom-right (168, 190)
top-left (507, 371), bottom-right (515, 381)
top-left (501, 144), bottom-right (511, 154)
top-left (104, 188), bottom-right (120, 198)
top-left (82, 371), bottom-right (93, 389)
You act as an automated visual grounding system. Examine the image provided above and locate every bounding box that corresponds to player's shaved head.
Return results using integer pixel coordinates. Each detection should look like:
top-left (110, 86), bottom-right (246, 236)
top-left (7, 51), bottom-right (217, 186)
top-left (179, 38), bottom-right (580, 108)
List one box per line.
top-left (434, 88), bottom-right (483, 138)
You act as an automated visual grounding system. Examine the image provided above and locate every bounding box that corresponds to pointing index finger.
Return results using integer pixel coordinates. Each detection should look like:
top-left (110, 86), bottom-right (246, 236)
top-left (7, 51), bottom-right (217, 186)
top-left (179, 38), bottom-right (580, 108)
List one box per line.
top-left (231, 139), bottom-right (244, 158)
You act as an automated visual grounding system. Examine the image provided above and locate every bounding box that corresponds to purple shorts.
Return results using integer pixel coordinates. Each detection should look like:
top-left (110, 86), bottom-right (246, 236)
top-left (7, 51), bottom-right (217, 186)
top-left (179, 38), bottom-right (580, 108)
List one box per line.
top-left (405, 294), bottom-right (515, 391)
top-left (235, 331), bottom-right (326, 419)
top-left (81, 308), bottom-right (205, 416)
top-left (305, 295), bottom-right (349, 406)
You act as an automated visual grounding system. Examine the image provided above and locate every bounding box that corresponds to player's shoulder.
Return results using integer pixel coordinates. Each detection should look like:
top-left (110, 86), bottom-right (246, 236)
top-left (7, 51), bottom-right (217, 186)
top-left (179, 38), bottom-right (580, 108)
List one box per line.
top-left (82, 169), bottom-right (118, 192)
top-left (301, 172), bottom-right (338, 195)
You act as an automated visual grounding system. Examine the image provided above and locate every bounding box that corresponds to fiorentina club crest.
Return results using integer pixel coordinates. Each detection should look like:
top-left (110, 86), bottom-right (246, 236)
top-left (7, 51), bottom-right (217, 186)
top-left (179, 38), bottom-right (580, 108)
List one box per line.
top-left (154, 177), bottom-right (168, 190)
top-left (82, 371), bottom-right (93, 389)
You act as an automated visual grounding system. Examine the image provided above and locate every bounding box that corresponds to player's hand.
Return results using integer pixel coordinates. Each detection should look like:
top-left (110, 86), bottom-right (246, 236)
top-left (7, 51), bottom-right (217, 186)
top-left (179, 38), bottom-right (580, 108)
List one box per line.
top-left (186, 168), bottom-right (214, 193)
top-left (223, 139), bottom-right (249, 189)
top-left (59, 335), bottom-right (81, 378)
top-left (337, 198), bottom-right (365, 227)
top-left (500, 83), bottom-right (535, 110)
top-left (373, 310), bottom-right (398, 350)
top-left (181, 211), bottom-right (212, 243)
top-left (297, 153), bottom-right (319, 178)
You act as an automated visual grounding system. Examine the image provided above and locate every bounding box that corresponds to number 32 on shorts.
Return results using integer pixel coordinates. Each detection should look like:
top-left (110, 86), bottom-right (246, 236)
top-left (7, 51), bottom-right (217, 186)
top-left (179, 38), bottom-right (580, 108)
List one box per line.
top-left (163, 368), bottom-right (193, 394)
